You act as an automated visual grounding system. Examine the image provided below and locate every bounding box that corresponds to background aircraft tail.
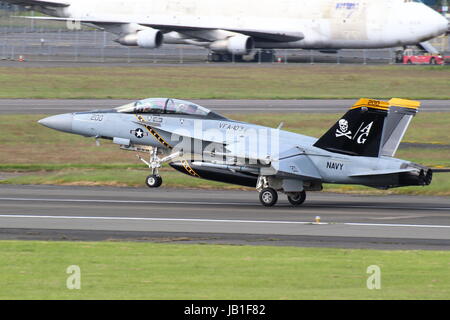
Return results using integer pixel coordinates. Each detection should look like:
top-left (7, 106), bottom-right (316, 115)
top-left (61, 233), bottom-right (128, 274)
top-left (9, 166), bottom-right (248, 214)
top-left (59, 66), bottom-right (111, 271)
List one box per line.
top-left (314, 98), bottom-right (420, 157)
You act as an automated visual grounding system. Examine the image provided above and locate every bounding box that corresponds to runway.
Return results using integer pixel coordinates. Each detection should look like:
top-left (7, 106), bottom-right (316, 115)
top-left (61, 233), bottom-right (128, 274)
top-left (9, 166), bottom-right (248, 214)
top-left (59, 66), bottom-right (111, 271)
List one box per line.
top-left (1, 185), bottom-right (449, 249)
top-left (1, 99), bottom-right (450, 114)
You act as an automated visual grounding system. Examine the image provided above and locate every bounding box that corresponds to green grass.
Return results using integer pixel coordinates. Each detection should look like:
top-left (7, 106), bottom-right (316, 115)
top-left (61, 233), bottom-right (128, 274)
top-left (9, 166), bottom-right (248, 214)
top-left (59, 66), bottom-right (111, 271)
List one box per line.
top-left (0, 167), bottom-right (241, 189)
top-left (0, 241), bottom-right (449, 299)
top-left (2, 167), bottom-right (450, 195)
top-left (0, 65), bottom-right (449, 99)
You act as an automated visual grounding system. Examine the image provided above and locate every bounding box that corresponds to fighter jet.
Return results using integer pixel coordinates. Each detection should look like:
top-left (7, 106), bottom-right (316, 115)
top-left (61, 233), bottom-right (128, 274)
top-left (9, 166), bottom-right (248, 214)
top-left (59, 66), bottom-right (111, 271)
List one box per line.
top-left (5, 0), bottom-right (448, 62)
top-left (39, 98), bottom-right (434, 207)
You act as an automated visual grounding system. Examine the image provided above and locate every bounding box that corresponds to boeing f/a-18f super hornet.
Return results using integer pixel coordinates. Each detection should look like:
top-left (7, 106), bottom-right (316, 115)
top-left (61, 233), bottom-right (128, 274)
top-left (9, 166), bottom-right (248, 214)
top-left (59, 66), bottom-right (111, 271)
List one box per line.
top-left (39, 98), bottom-right (435, 207)
top-left (5, 0), bottom-right (448, 61)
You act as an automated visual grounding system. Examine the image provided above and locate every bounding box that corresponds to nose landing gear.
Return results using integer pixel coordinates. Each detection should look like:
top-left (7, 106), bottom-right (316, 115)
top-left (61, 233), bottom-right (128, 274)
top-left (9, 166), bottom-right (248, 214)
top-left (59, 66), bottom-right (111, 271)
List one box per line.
top-left (136, 147), bottom-right (181, 189)
top-left (146, 174), bottom-right (163, 188)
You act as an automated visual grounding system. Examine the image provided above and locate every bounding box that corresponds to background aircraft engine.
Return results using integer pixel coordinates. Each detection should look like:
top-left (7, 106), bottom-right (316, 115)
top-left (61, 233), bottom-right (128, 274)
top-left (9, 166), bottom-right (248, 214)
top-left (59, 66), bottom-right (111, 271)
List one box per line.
top-left (210, 35), bottom-right (254, 55)
top-left (117, 28), bottom-right (163, 49)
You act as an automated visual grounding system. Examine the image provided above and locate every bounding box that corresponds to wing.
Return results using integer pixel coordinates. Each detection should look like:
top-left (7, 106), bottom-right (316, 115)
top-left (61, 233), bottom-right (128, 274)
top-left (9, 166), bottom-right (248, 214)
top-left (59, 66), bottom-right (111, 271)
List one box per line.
top-left (213, 141), bottom-right (322, 180)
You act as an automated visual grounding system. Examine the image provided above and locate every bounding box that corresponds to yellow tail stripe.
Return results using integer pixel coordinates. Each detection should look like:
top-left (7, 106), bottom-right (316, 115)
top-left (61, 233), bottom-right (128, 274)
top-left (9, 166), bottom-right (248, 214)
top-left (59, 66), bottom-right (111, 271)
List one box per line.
top-left (350, 98), bottom-right (420, 112)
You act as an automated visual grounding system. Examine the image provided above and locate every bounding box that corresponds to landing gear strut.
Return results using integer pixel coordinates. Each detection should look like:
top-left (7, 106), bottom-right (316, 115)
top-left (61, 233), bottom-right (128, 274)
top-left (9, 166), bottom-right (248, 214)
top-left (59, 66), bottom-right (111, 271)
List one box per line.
top-left (136, 147), bottom-right (181, 189)
top-left (257, 176), bottom-right (278, 207)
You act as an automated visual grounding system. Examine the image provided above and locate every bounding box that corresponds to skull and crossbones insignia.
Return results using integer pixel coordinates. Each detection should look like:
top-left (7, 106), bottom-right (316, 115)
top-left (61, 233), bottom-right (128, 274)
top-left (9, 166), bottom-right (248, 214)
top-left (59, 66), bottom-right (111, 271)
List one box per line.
top-left (335, 119), bottom-right (352, 139)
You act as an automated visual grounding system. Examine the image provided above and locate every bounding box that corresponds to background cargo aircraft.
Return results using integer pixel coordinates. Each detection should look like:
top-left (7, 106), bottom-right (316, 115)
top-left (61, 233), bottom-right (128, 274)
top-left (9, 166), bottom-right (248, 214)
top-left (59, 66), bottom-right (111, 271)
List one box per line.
top-left (39, 98), bottom-right (436, 207)
top-left (5, 0), bottom-right (448, 61)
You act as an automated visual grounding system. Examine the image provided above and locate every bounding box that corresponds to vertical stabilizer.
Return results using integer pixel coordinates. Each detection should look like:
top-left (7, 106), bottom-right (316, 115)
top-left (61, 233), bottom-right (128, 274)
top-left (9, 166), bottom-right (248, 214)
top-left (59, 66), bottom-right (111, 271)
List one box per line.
top-left (314, 98), bottom-right (420, 158)
top-left (380, 98), bottom-right (420, 157)
top-left (313, 99), bottom-right (389, 157)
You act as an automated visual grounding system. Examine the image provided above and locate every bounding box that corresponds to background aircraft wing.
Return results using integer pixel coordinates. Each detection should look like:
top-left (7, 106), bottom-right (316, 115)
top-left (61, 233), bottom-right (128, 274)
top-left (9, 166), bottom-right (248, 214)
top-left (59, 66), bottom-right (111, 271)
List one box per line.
top-left (4, 0), bottom-right (69, 7)
top-left (220, 29), bottom-right (304, 42)
top-left (14, 16), bottom-right (304, 42)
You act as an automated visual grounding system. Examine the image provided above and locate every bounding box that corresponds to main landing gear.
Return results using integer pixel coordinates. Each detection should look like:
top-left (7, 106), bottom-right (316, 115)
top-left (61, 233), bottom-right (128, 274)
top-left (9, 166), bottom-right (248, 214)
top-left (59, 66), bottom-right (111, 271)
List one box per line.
top-left (257, 176), bottom-right (307, 207)
top-left (259, 188), bottom-right (278, 207)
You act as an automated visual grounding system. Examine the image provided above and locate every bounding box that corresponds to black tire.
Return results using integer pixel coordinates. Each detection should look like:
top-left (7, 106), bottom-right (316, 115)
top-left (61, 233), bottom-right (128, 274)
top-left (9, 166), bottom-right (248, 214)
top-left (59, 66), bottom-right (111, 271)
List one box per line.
top-left (259, 188), bottom-right (278, 207)
top-left (407, 60), bottom-right (413, 65)
top-left (430, 58), bottom-right (436, 65)
top-left (146, 175), bottom-right (162, 188)
top-left (395, 51), bottom-right (403, 63)
top-left (287, 191), bottom-right (306, 206)
top-left (210, 53), bottom-right (222, 62)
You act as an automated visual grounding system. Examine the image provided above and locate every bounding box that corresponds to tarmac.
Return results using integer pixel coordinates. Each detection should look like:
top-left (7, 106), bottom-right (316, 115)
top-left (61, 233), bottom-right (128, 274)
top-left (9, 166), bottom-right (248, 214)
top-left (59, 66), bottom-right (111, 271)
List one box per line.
top-left (0, 185), bottom-right (449, 250)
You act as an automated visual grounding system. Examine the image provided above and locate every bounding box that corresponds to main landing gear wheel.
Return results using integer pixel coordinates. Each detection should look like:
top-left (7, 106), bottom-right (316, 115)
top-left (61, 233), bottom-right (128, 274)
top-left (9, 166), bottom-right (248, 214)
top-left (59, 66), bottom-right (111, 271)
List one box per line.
top-left (146, 174), bottom-right (162, 188)
top-left (287, 191), bottom-right (306, 206)
top-left (259, 188), bottom-right (278, 207)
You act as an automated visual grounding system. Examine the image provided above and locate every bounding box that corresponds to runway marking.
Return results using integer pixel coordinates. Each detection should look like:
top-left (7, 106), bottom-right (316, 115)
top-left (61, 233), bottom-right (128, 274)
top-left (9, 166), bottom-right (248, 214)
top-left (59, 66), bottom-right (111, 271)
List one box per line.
top-left (0, 214), bottom-right (449, 229)
top-left (0, 197), bottom-right (450, 211)
top-left (370, 215), bottom-right (430, 221)
top-left (0, 197), bottom-right (252, 206)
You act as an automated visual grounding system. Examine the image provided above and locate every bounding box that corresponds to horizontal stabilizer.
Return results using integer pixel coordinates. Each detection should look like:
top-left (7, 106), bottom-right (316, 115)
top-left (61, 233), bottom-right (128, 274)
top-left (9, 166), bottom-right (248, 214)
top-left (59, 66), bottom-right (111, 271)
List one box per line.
top-left (350, 168), bottom-right (416, 177)
top-left (433, 168), bottom-right (450, 173)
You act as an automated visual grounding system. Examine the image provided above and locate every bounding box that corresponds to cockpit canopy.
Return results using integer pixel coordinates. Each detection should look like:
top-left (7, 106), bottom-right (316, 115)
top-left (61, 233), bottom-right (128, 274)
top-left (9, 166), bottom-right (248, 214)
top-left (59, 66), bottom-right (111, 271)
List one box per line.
top-left (115, 98), bottom-right (225, 118)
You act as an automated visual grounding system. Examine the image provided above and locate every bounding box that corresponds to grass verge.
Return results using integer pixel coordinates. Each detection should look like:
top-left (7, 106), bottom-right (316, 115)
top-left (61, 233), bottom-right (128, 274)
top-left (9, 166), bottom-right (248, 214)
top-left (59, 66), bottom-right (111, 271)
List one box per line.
top-left (0, 241), bottom-right (449, 299)
top-left (0, 65), bottom-right (449, 99)
top-left (2, 167), bottom-right (450, 195)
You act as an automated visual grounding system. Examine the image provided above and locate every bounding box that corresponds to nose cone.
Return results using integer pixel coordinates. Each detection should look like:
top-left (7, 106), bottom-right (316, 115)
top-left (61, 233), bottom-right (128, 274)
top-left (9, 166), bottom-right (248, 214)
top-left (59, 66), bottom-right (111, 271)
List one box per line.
top-left (416, 5), bottom-right (449, 39)
top-left (437, 14), bottom-right (449, 35)
top-left (424, 8), bottom-right (448, 37)
top-left (38, 113), bottom-right (73, 133)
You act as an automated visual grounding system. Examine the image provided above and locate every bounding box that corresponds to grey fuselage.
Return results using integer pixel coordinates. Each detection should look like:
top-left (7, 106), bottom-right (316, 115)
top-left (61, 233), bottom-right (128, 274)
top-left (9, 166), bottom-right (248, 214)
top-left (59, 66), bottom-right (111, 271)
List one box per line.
top-left (39, 104), bottom-right (427, 190)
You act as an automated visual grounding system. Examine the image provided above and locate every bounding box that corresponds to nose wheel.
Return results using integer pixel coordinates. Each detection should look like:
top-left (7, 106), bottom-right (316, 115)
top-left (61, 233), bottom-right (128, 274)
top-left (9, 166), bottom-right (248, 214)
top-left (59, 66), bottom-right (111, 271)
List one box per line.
top-left (146, 174), bottom-right (163, 188)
